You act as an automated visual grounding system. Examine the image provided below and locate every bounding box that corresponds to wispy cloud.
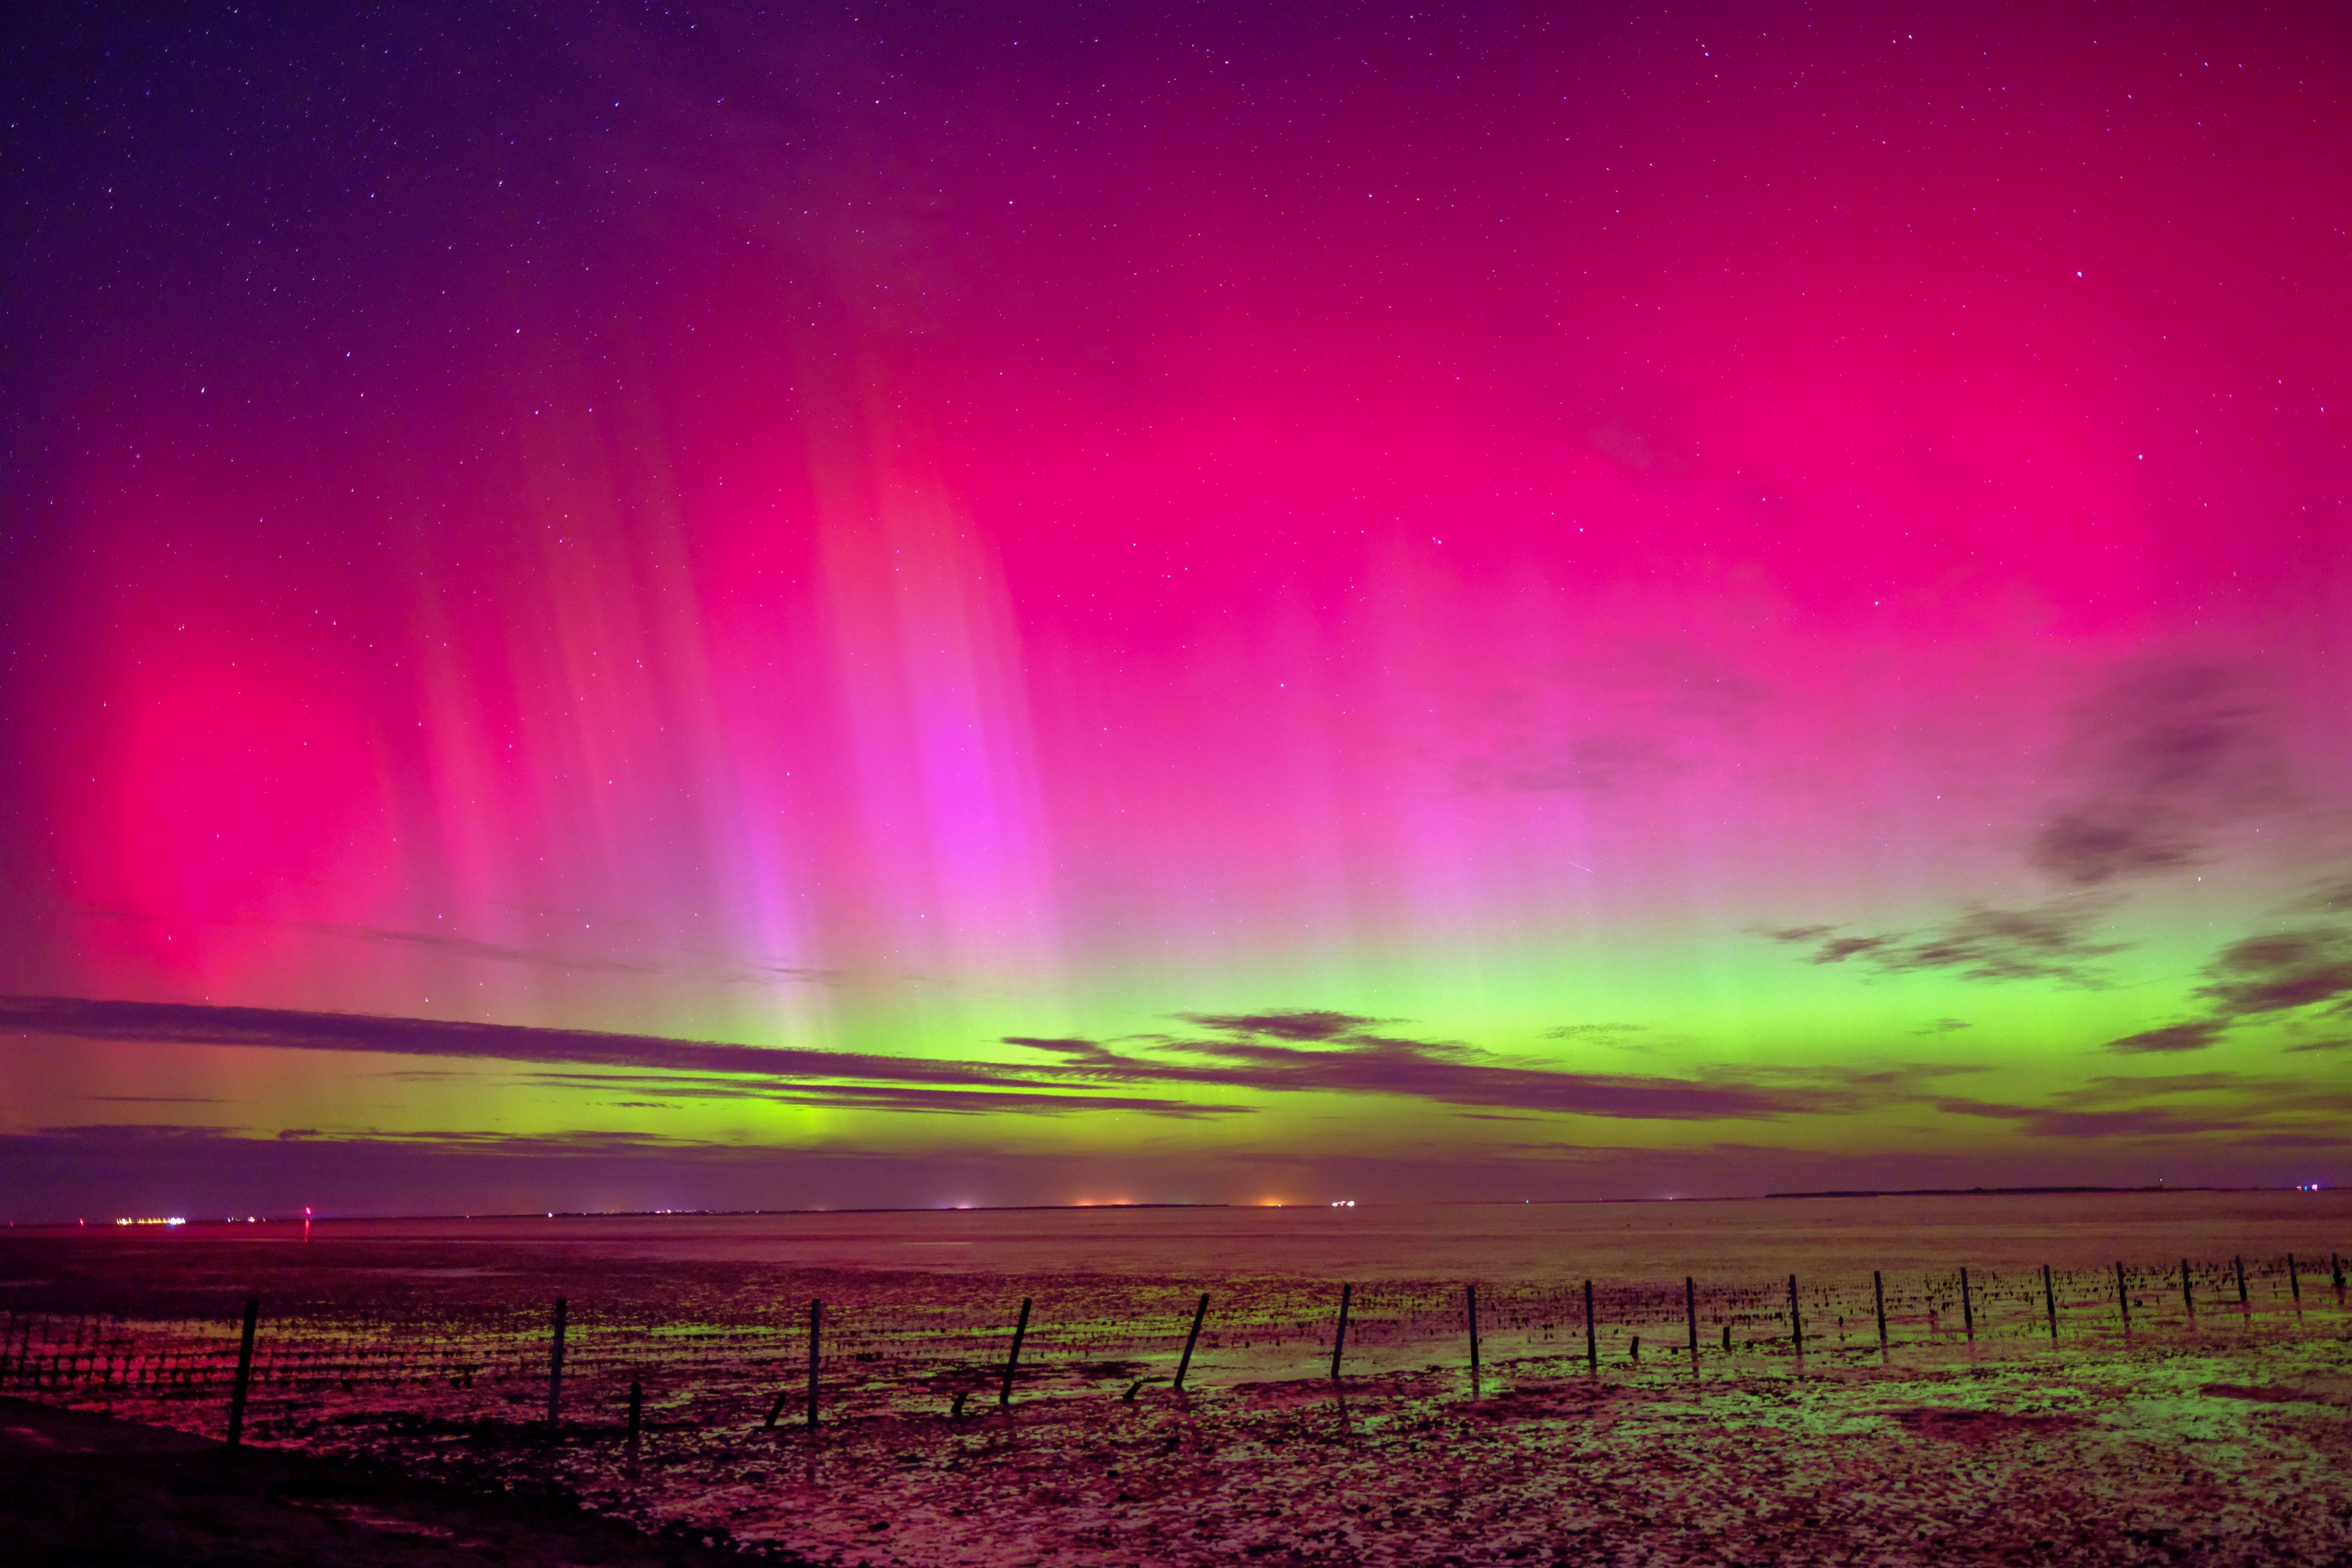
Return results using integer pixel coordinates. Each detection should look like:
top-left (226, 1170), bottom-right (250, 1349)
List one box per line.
top-left (2028, 660), bottom-right (2287, 887)
top-left (1759, 897), bottom-right (2122, 986)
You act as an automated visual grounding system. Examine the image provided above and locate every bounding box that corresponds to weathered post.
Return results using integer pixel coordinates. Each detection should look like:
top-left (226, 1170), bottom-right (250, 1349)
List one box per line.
top-left (999, 1297), bottom-right (1031, 1409)
top-left (1467, 1283), bottom-right (1481, 1385)
top-left (1958, 1268), bottom-right (1973, 1342)
top-left (806, 1298), bottom-right (822, 1429)
top-left (1873, 1270), bottom-right (1888, 1349)
top-left (2334, 1253), bottom-right (2345, 1293)
top-left (2043, 1264), bottom-right (2058, 1340)
top-left (1329, 1283), bottom-right (1352, 1381)
top-left (1684, 1277), bottom-right (1698, 1359)
top-left (627, 1378), bottom-right (642, 1440)
top-left (2233, 1256), bottom-right (2248, 1309)
top-left (1175, 1292), bottom-right (1209, 1390)
top-left (2115, 1262), bottom-right (2131, 1330)
top-left (2181, 1258), bottom-right (2195, 1320)
top-left (1583, 1280), bottom-right (1598, 1374)
top-left (2287, 1254), bottom-right (2302, 1306)
top-left (225, 1297), bottom-right (259, 1449)
top-left (546, 1297), bottom-right (569, 1429)
top-left (1788, 1274), bottom-right (1804, 1356)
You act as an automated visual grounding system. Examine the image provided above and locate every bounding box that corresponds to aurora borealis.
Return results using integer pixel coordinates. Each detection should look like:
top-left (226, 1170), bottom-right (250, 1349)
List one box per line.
top-left (3, 1), bottom-right (2349, 1217)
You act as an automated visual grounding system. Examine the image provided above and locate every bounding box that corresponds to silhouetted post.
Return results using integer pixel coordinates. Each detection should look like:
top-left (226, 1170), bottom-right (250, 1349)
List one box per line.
top-left (2334, 1254), bottom-right (2345, 1293)
top-left (2115, 1262), bottom-right (2130, 1330)
top-left (1175, 1292), bottom-right (1209, 1390)
top-left (999, 1297), bottom-right (1031, 1408)
top-left (2287, 1254), bottom-right (2301, 1306)
top-left (1329, 1284), bottom-right (1352, 1381)
top-left (627, 1378), bottom-right (642, 1439)
top-left (225, 1297), bottom-right (258, 1449)
top-left (1958, 1269), bottom-right (1973, 1342)
top-left (2233, 1256), bottom-right (2248, 1309)
top-left (546, 1297), bottom-right (568, 1428)
top-left (1685, 1277), bottom-right (1698, 1359)
top-left (1467, 1284), bottom-right (1481, 1384)
top-left (806, 1298), bottom-right (821, 1428)
top-left (1788, 1274), bottom-right (1803, 1355)
top-left (1583, 1280), bottom-right (1598, 1374)
top-left (2181, 1258), bottom-right (2195, 1320)
top-left (2043, 1265), bottom-right (2058, 1340)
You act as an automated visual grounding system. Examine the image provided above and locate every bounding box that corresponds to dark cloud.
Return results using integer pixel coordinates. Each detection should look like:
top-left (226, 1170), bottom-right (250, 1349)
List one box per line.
top-left (2029, 661), bottom-right (2286, 887)
top-left (1541, 1022), bottom-right (1647, 1041)
top-left (0, 995), bottom-right (1233, 1121)
top-left (2283, 1037), bottom-right (2352, 1054)
top-left (1810, 936), bottom-right (1894, 964)
top-left (0, 995), bottom-right (1036, 1086)
top-left (1912, 1018), bottom-right (1970, 1035)
top-left (1011, 1020), bottom-right (1895, 1122)
top-left (2104, 1021), bottom-right (2227, 1055)
top-left (2195, 929), bottom-right (2352, 1018)
top-left (1175, 1011), bottom-right (1376, 1042)
top-left (1770, 899), bottom-right (2122, 985)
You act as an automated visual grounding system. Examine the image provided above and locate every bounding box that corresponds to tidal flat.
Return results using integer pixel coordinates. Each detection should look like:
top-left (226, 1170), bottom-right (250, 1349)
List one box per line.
top-left (4, 1193), bottom-right (2347, 1565)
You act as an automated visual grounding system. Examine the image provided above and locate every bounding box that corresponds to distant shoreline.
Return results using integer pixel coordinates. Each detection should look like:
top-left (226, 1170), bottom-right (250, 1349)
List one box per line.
top-left (1760, 1185), bottom-right (2219, 1200)
top-left (9, 1185), bottom-right (2325, 1230)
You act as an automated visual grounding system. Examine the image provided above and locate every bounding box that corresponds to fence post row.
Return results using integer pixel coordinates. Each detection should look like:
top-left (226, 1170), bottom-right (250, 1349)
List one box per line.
top-left (225, 1296), bottom-right (259, 1449)
top-left (546, 1297), bottom-right (568, 1429)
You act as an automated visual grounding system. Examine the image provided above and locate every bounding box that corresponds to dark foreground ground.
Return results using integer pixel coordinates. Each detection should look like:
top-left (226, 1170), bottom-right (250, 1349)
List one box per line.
top-left (0, 1396), bottom-right (746, 1568)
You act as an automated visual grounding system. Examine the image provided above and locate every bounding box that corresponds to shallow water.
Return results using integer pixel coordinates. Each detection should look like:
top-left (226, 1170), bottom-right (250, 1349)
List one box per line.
top-left (170, 1188), bottom-right (2352, 1281)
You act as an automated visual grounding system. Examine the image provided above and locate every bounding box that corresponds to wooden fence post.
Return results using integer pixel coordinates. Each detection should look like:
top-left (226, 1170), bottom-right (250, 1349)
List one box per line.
top-left (999, 1298), bottom-right (1031, 1409)
top-left (1685, 1277), bottom-right (1698, 1359)
top-left (2233, 1256), bottom-right (2248, 1309)
top-left (2287, 1254), bottom-right (2301, 1306)
top-left (1467, 1283), bottom-right (1481, 1383)
top-left (1788, 1275), bottom-right (1803, 1356)
top-left (1583, 1280), bottom-right (1597, 1374)
top-left (225, 1297), bottom-right (259, 1449)
top-left (2042, 1265), bottom-right (2058, 1340)
top-left (1873, 1270), bottom-right (1888, 1348)
top-left (2115, 1262), bottom-right (2130, 1329)
top-left (546, 1297), bottom-right (568, 1429)
top-left (2181, 1258), bottom-right (2195, 1320)
top-left (1329, 1284), bottom-right (1352, 1381)
top-left (1175, 1292), bottom-right (1209, 1390)
top-left (1958, 1268), bottom-right (1973, 1342)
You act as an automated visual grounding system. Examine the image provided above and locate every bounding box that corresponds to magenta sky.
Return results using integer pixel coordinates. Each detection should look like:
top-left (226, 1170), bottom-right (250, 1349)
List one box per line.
top-left (3, 1), bottom-right (2350, 1218)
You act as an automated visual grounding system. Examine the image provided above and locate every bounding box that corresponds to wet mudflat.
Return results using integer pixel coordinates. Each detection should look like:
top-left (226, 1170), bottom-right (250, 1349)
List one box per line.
top-left (313, 1337), bottom-right (2352, 1568)
top-left (5, 1195), bottom-right (2348, 1565)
